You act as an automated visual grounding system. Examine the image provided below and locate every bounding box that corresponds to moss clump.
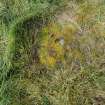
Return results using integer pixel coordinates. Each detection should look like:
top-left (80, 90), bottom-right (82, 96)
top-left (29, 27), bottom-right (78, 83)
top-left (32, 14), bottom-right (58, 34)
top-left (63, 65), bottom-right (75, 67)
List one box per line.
top-left (38, 22), bottom-right (81, 67)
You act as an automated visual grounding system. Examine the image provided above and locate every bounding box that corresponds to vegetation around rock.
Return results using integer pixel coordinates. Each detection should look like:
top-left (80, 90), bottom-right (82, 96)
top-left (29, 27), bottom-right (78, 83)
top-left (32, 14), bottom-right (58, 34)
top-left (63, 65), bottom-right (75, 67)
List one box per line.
top-left (0, 0), bottom-right (105, 105)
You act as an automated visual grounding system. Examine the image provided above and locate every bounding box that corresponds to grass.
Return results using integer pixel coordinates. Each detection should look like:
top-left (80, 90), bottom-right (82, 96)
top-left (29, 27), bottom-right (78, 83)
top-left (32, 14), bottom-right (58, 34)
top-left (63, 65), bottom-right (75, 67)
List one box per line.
top-left (0, 0), bottom-right (105, 105)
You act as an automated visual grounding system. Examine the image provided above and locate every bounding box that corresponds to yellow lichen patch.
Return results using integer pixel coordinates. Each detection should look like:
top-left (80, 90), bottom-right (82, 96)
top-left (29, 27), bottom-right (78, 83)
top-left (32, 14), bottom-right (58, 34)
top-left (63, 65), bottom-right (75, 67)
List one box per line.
top-left (39, 36), bottom-right (64, 67)
top-left (38, 22), bottom-right (79, 67)
top-left (46, 56), bottom-right (56, 66)
top-left (39, 47), bottom-right (56, 67)
top-left (49, 22), bottom-right (61, 36)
